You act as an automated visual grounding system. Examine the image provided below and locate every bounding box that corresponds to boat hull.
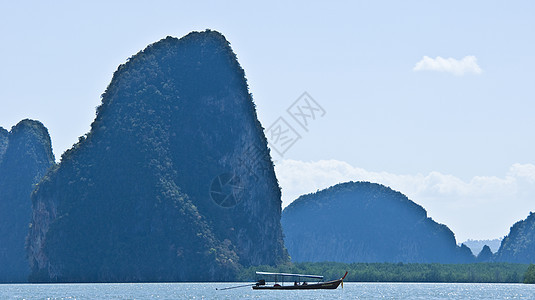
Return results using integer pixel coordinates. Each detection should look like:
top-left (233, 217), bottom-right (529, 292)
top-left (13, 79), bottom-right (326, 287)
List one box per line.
top-left (252, 278), bottom-right (342, 290)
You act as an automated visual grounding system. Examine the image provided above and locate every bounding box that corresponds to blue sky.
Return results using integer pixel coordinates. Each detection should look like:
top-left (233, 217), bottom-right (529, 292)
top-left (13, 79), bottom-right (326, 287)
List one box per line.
top-left (1, 1), bottom-right (534, 243)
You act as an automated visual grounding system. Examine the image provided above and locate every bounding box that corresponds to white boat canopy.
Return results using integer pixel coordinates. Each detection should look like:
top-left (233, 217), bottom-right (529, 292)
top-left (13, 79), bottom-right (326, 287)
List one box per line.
top-left (255, 271), bottom-right (324, 279)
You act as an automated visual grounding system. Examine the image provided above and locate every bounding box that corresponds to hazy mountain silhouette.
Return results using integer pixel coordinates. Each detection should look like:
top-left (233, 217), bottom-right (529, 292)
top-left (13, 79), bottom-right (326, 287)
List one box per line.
top-left (476, 245), bottom-right (494, 262)
top-left (461, 238), bottom-right (502, 255)
top-left (282, 181), bottom-right (475, 263)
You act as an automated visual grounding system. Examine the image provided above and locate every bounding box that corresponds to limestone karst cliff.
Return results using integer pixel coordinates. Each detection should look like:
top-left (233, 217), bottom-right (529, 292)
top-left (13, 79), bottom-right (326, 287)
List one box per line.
top-left (27, 30), bottom-right (287, 282)
top-left (495, 212), bottom-right (535, 263)
top-left (0, 120), bottom-right (54, 282)
top-left (282, 181), bottom-right (474, 263)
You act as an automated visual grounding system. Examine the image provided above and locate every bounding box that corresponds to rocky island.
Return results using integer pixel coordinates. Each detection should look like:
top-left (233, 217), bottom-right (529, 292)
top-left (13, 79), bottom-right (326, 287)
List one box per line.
top-left (27, 30), bottom-right (287, 282)
top-left (282, 181), bottom-right (474, 263)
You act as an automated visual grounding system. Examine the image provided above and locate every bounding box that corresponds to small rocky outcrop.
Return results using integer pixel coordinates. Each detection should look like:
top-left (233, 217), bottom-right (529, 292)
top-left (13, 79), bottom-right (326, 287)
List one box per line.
top-left (476, 245), bottom-right (494, 262)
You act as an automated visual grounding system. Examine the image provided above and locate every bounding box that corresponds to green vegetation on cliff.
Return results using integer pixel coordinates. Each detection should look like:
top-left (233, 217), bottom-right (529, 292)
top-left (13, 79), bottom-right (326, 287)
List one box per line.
top-left (495, 212), bottom-right (535, 264)
top-left (0, 120), bottom-right (55, 282)
top-left (282, 182), bottom-right (474, 264)
top-left (27, 30), bottom-right (286, 283)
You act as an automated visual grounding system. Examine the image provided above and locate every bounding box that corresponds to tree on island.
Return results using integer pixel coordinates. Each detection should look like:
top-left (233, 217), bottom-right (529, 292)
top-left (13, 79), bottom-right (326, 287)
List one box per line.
top-left (524, 264), bottom-right (535, 284)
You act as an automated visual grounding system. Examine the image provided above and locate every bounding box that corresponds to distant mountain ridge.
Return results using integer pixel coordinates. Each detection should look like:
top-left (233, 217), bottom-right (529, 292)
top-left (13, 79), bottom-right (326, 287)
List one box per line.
top-left (0, 120), bottom-right (55, 282)
top-left (282, 181), bottom-right (475, 264)
top-left (461, 238), bottom-right (502, 255)
top-left (27, 30), bottom-right (287, 282)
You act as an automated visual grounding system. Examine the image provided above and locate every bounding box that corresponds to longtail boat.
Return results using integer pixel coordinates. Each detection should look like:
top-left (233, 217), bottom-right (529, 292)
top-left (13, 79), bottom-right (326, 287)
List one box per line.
top-left (252, 271), bottom-right (348, 290)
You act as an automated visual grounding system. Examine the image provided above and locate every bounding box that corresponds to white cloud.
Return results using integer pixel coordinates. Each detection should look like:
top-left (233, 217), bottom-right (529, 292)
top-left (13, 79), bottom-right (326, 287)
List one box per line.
top-left (509, 163), bottom-right (535, 183)
top-left (275, 159), bottom-right (535, 243)
top-left (413, 55), bottom-right (482, 76)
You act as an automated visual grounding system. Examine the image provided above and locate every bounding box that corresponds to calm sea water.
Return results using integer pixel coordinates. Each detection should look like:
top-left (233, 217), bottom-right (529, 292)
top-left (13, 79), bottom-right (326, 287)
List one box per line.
top-left (1, 282), bottom-right (535, 299)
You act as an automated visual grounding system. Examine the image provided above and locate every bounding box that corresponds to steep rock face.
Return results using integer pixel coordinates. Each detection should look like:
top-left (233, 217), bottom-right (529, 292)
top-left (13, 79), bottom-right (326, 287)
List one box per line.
top-left (495, 212), bottom-right (535, 263)
top-left (28, 30), bottom-right (286, 282)
top-left (0, 120), bottom-right (55, 282)
top-left (282, 182), bottom-right (474, 263)
top-left (0, 127), bottom-right (8, 159)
